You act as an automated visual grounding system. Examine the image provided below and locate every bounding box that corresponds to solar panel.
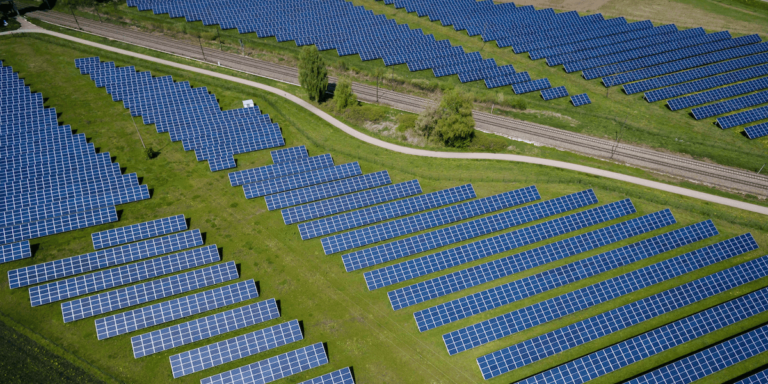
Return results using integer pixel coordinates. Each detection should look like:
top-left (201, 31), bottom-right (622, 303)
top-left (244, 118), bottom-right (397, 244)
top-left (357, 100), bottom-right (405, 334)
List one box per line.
top-left (626, 324), bottom-right (768, 384)
top-left (691, 90), bottom-right (768, 119)
top-left (0, 206), bottom-right (118, 246)
top-left (208, 156), bottom-right (236, 172)
top-left (271, 146), bottom-right (307, 164)
top-left (200, 343), bottom-right (328, 384)
top-left (510, 285), bottom-right (768, 384)
top-left (512, 78), bottom-right (551, 94)
top-left (62, 261), bottom-right (238, 323)
top-left (303, 183), bottom-right (476, 242)
top-left (9, 229), bottom-right (204, 289)
top-left (229, 154), bottom-right (334, 187)
top-left (644, 64), bottom-right (768, 102)
top-left (395, 209), bottom-right (677, 313)
top-left (282, 180), bottom-right (422, 225)
top-left (0, 241), bottom-right (31, 264)
top-left (745, 122), bottom-right (768, 139)
top-left (322, 186), bottom-right (538, 254)
top-left (474, 238), bottom-right (764, 374)
top-left (131, 298), bottom-right (279, 358)
top-left (29, 244), bottom-right (219, 307)
top-left (716, 105), bottom-right (768, 129)
top-left (91, 214), bottom-right (187, 250)
top-left (298, 368), bottom-right (355, 384)
top-left (365, 196), bottom-right (630, 291)
top-left (96, 278), bottom-right (256, 339)
top-left (265, 171), bottom-right (391, 210)
top-left (540, 86), bottom-right (568, 100)
top-left (170, 319), bottom-right (303, 378)
top-left (345, 187), bottom-right (602, 272)
top-left (734, 369), bottom-right (768, 384)
top-left (571, 93), bottom-right (591, 106)
top-left (243, 162), bottom-right (362, 198)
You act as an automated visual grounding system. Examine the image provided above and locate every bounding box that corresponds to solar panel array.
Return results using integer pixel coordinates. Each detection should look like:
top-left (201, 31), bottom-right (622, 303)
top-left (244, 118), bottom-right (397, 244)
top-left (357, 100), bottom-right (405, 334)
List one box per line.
top-left (571, 93), bottom-right (592, 106)
top-left (0, 241), bottom-right (30, 264)
top-left (132, 298), bottom-right (279, 358)
top-left (266, 170), bottom-right (391, 210)
top-left (0, 62), bottom-right (147, 246)
top-left (320, 186), bottom-right (536, 254)
top-left (627, 323), bottom-right (768, 384)
top-left (512, 285), bottom-right (768, 383)
top-left (364, 197), bottom-right (632, 291)
top-left (745, 122), bottom-right (768, 139)
top-left (200, 343), bottom-right (328, 384)
top-left (298, 367), bottom-right (355, 384)
top-left (243, 162), bottom-right (362, 199)
top-left (228, 153), bottom-right (334, 187)
top-left (735, 369), bottom-right (768, 384)
top-left (75, 58), bottom-right (285, 172)
top-left (691, 90), bottom-right (768, 119)
top-left (475, 242), bottom-right (766, 377)
top-left (271, 145), bottom-right (308, 164)
top-left (647, 65), bottom-right (768, 104)
top-left (717, 105), bottom-right (768, 129)
top-left (541, 86), bottom-right (568, 100)
top-left (170, 319), bottom-right (303, 378)
top-left (95, 278), bottom-right (257, 339)
top-left (90, 214), bottom-right (187, 250)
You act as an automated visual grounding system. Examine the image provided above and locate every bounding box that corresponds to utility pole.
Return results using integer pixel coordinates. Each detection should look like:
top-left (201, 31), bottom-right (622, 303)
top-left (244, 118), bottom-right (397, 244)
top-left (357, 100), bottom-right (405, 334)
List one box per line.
top-left (69, 6), bottom-right (82, 30)
top-left (240, 39), bottom-right (245, 56)
top-left (217, 29), bottom-right (222, 50)
top-left (759, 163), bottom-right (765, 174)
top-left (198, 37), bottom-right (207, 61)
top-left (95, 7), bottom-right (103, 23)
top-left (610, 117), bottom-right (627, 159)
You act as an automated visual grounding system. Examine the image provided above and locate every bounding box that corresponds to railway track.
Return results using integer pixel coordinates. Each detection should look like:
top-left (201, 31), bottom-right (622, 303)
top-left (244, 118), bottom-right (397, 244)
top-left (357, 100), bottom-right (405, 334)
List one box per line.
top-left (23, 9), bottom-right (768, 196)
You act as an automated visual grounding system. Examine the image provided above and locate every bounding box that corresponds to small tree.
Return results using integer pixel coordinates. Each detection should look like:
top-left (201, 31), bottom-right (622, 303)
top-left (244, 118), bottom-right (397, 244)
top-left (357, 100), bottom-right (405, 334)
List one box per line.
top-left (415, 89), bottom-right (475, 147)
top-left (334, 78), bottom-right (357, 112)
top-left (298, 46), bottom-right (328, 101)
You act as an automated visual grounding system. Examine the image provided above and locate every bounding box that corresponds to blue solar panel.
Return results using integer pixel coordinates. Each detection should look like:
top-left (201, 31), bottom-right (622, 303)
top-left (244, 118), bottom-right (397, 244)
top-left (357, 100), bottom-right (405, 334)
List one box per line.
top-left (474, 237), bottom-right (763, 374)
top-left (571, 93), bottom-right (591, 106)
top-left (395, 209), bottom-right (677, 313)
top-left (298, 368), bottom-right (355, 384)
top-left (0, 241), bottom-right (31, 264)
top-left (717, 105), bottom-right (768, 129)
top-left (271, 145), bottom-right (308, 164)
top-left (345, 187), bottom-right (606, 273)
top-left (644, 64), bottom-right (768, 102)
top-left (29, 244), bottom-right (218, 307)
top-left (0, 206), bottom-right (118, 245)
top-left (669, 76), bottom-right (768, 110)
top-left (96, 278), bottom-right (257, 339)
top-left (208, 156), bottom-right (236, 172)
top-left (627, 324), bottom-right (768, 384)
top-left (745, 122), bottom-right (768, 139)
top-left (365, 196), bottom-right (630, 291)
top-left (229, 154), bottom-right (334, 187)
top-left (512, 78), bottom-right (551, 94)
top-left (8, 229), bottom-right (203, 289)
top-left (170, 319), bottom-right (303, 378)
top-left (540, 86), bottom-right (568, 100)
top-left (265, 171), bottom-right (391, 210)
top-left (319, 187), bottom-right (539, 255)
top-left (62, 261), bottom-right (238, 323)
top-left (243, 162), bottom-right (362, 198)
top-left (510, 285), bottom-right (768, 383)
top-left (282, 180), bottom-right (422, 225)
top-left (734, 369), bottom-right (768, 384)
top-left (692, 90), bottom-right (768, 119)
top-left (303, 184), bottom-right (476, 242)
top-left (91, 214), bottom-right (187, 250)
top-left (200, 343), bottom-right (328, 384)
top-left (535, 24), bottom-right (678, 61)
top-left (132, 298), bottom-right (280, 358)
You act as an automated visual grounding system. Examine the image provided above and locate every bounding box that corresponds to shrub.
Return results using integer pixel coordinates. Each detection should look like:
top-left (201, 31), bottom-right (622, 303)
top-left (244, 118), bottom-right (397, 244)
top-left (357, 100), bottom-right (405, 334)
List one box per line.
top-left (410, 79), bottom-right (438, 92)
top-left (396, 114), bottom-right (418, 133)
top-left (344, 104), bottom-right (386, 124)
top-left (334, 78), bottom-right (357, 112)
top-left (414, 89), bottom-right (476, 147)
top-left (508, 97), bottom-right (527, 110)
top-left (298, 46), bottom-right (328, 101)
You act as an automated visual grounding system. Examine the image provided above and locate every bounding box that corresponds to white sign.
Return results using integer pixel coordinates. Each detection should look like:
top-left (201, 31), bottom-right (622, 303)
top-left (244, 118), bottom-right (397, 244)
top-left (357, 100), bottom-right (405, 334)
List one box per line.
top-left (243, 99), bottom-right (255, 108)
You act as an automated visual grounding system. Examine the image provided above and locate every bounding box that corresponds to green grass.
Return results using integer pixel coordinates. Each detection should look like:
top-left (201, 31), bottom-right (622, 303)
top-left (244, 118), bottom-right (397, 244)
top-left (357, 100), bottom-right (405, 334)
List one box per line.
top-left (21, 0), bottom-right (768, 174)
top-left (1, 34), bottom-right (768, 384)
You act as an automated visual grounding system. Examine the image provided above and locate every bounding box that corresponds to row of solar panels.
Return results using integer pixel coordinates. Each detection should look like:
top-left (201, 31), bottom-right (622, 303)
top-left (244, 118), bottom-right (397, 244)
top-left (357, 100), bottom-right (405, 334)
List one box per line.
top-left (123, 0), bottom-right (563, 95)
top-left (75, 57), bottom-right (286, 171)
top-left (0, 62), bottom-right (150, 257)
top-left (380, 0), bottom-right (768, 137)
top-left (9, 211), bottom-right (355, 383)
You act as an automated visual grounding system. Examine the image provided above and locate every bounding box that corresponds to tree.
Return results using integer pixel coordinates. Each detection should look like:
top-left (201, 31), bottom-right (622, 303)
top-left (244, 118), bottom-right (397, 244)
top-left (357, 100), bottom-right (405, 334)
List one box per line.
top-left (334, 77), bottom-right (357, 112)
top-left (415, 89), bottom-right (475, 147)
top-left (298, 46), bottom-right (328, 101)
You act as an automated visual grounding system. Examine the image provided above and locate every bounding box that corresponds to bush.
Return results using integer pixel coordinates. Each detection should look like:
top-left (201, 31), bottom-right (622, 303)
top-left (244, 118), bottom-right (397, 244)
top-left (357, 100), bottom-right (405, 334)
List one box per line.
top-left (396, 114), bottom-right (418, 133)
top-left (298, 46), bottom-right (328, 101)
top-left (414, 89), bottom-right (476, 148)
top-left (508, 97), bottom-right (527, 111)
top-left (333, 78), bottom-right (357, 112)
top-left (343, 104), bottom-right (386, 125)
top-left (410, 79), bottom-right (438, 92)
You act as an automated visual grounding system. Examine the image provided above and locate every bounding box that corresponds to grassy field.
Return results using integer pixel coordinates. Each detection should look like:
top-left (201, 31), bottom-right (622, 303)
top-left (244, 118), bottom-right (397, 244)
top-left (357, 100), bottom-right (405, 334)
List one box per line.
top-left (22, 0), bottom-right (768, 175)
top-left (2, 34), bottom-right (768, 384)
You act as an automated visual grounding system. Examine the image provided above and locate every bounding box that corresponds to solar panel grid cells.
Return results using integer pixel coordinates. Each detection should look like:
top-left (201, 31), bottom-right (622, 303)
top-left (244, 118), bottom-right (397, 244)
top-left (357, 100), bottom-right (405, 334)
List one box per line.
top-left (509, 285), bottom-right (768, 384)
top-left (734, 369), bottom-right (768, 384)
top-left (298, 367), bottom-right (355, 384)
top-left (28, 244), bottom-right (219, 307)
top-left (282, 180), bottom-right (422, 225)
top-left (243, 162), bottom-right (362, 199)
top-left (91, 214), bottom-right (187, 250)
top-left (170, 319), bottom-right (303, 378)
top-left (745, 122), bottom-right (768, 139)
top-left (364, 191), bottom-right (623, 291)
top-left (208, 156), bottom-right (237, 172)
top-left (717, 105), bottom-right (768, 129)
top-left (541, 86), bottom-right (568, 100)
top-left (95, 279), bottom-right (257, 339)
top-left (512, 78), bottom-right (551, 94)
top-left (62, 261), bottom-right (239, 323)
top-left (304, 183), bottom-right (475, 242)
top-left (0, 241), bottom-right (31, 264)
top-left (655, 66), bottom-right (768, 106)
top-left (228, 154), bottom-right (335, 187)
top-left (266, 171), bottom-right (392, 210)
top-left (691, 89), bottom-right (768, 119)
top-left (392, 209), bottom-right (677, 312)
top-left (474, 239), bottom-right (766, 375)
top-left (571, 93), bottom-right (591, 106)
top-left (0, 206), bottom-right (118, 246)
top-left (8, 229), bottom-right (204, 289)
top-left (627, 324), bottom-right (768, 384)
top-left (201, 343), bottom-right (328, 384)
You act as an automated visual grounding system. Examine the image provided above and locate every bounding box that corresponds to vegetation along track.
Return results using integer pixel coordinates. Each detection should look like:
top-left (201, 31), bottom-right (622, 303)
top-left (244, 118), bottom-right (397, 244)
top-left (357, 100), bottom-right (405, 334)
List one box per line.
top-left (21, 9), bottom-right (768, 197)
